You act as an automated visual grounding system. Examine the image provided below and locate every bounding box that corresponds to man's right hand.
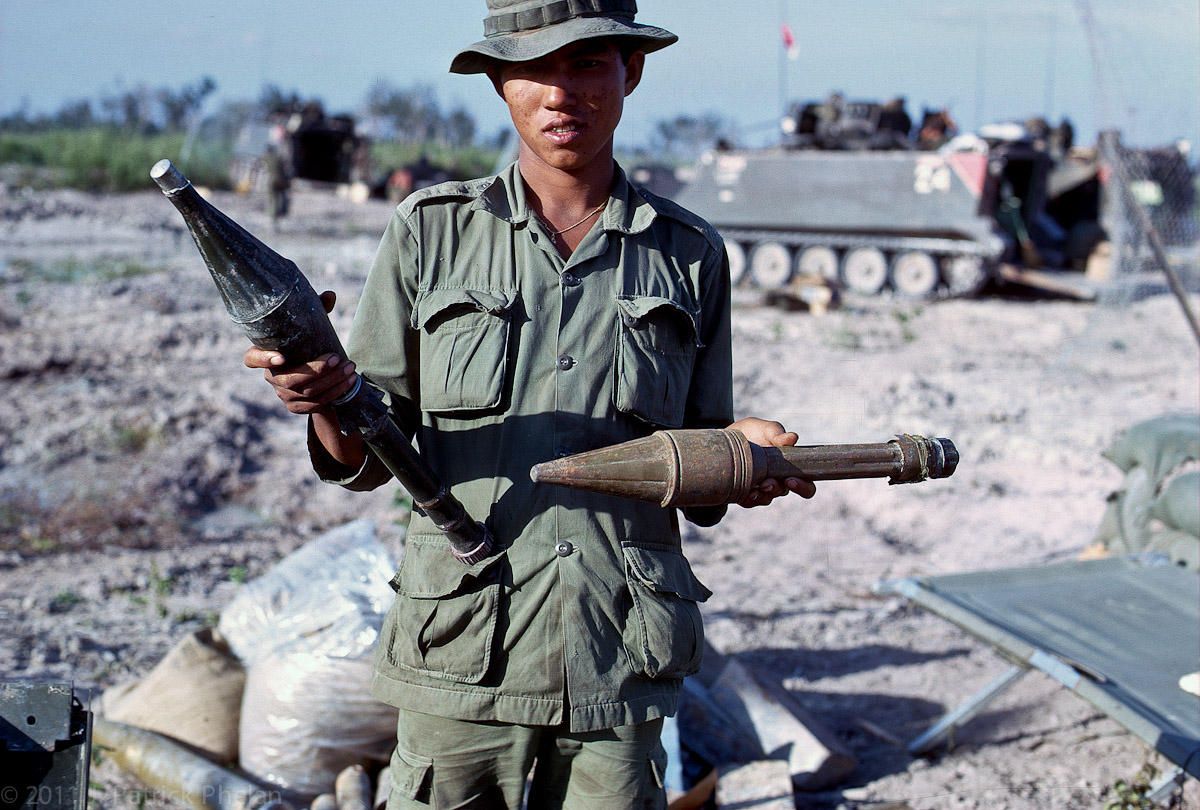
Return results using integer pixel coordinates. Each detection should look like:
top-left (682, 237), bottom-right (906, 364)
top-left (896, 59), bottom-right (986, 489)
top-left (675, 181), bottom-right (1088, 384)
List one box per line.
top-left (243, 348), bottom-right (359, 415)
top-left (242, 290), bottom-right (367, 470)
top-left (242, 290), bottom-right (359, 415)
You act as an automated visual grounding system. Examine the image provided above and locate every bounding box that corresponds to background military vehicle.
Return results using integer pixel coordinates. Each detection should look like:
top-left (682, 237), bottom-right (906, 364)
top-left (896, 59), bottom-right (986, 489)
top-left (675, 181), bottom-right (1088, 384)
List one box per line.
top-left (230, 100), bottom-right (370, 194)
top-left (663, 97), bottom-right (1117, 299)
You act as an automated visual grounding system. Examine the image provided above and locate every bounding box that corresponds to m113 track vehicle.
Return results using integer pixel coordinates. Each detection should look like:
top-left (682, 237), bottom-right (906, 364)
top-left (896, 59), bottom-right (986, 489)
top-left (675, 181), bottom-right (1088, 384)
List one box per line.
top-left (664, 99), bottom-right (1115, 299)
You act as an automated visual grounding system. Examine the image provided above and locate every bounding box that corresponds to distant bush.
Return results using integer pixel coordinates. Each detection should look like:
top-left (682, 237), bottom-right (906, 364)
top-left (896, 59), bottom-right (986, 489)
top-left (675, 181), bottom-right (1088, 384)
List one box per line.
top-left (0, 127), bottom-right (231, 192)
top-left (0, 124), bottom-right (514, 194)
top-left (370, 140), bottom-right (502, 182)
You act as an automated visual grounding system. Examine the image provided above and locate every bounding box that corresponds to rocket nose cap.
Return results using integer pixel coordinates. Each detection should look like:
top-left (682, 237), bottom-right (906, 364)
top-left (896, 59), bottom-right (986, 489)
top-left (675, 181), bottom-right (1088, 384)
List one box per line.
top-left (529, 461), bottom-right (555, 483)
top-left (933, 438), bottom-right (959, 478)
top-left (150, 158), bottom-right (190, 195)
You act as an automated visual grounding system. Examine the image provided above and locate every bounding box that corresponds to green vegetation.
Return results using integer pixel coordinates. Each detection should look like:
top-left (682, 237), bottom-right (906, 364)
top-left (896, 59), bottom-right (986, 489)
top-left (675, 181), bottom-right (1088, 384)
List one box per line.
top-left (0, 128), bottom-right (230, 192)
top-left (0, 77), bottom-right (728, 197)
top-left (3, 256), bottom-right (165, 286)
top-left (1103, 759), bottom-right (1183, 809)
top-left (49, 588), bottom-right (84, 612)
top-left (391, 488), bottom-right (415, 528)
top-left (112, 422), bottom-right (163, 454)
top-left (0, 76), bottom-right (222, 191)
top-left (828, 324), bottom-right (864, 350)
top-left (371, 140), bottom-right (501, 181)
top-left (892, 306), bottom-right (923, 343)
top-left (172, 609), bottom-right (220, 625)
top-left (149, 562), bottom-right (174, 598)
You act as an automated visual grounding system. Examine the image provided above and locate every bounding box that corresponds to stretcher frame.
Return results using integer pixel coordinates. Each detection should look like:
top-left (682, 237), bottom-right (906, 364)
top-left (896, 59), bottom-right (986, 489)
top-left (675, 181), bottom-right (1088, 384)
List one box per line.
top-left (874, 554), bottom-right (1200, 802)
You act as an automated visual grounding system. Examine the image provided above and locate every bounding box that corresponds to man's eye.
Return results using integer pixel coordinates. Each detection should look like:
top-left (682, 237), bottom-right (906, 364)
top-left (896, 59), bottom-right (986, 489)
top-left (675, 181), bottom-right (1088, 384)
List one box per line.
top-left (575, 59), bottom-right (602, 69)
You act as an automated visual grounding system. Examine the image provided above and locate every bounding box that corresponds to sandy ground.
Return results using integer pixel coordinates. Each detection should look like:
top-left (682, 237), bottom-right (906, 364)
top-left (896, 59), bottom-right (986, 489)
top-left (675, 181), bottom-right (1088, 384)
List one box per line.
top-left (1, 180), bottom-right (1197, 809)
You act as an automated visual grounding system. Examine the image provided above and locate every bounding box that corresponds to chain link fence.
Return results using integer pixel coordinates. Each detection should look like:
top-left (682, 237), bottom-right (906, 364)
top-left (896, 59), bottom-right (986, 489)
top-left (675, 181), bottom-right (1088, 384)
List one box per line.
top-left (1098, 132), bottom-right (1199, 300)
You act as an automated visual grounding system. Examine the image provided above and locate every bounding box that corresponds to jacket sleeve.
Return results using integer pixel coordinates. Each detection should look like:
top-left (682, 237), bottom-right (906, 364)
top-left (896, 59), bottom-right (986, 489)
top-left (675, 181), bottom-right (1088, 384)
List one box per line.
top-left (309, 209), bottom-right (422, 491)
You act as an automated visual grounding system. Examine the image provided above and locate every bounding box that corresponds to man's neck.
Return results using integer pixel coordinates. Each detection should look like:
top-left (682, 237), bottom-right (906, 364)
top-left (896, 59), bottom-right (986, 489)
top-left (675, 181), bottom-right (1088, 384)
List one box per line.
top-left (517, 142), bottom-right (615, 219)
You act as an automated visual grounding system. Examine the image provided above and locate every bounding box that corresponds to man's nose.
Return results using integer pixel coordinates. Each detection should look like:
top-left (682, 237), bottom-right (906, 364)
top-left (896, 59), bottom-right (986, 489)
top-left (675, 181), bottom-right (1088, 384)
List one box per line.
top-left (543, 78), bottom-right (575, 107)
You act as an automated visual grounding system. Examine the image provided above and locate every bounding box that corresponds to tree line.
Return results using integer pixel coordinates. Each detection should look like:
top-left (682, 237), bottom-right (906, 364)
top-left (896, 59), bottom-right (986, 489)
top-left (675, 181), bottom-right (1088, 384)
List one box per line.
top-left (0, 77), bottom-right (735, 192)
top-left (1, 78), bottom-right (484, 149)
top-left (3, 77), bottom-right (733, 157)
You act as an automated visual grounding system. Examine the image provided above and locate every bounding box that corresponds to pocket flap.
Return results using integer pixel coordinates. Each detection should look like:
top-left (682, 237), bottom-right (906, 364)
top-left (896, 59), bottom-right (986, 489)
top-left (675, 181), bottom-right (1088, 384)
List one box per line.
top-left (623, 543), bottom-right (712, 602)
top-left (616, 296), bottom-right (700, 343)
top-left (390, 744), bottom-right (433, 800)
top-left (415, 287), bottom-right (517, 331)
top-left (390, 536), bottom-right (504, 598)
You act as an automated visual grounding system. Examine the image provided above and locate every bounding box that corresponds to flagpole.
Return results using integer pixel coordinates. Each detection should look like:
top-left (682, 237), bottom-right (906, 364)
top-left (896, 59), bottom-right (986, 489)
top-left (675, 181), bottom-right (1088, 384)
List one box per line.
top-left (779, 0), bottom-right (788, 119)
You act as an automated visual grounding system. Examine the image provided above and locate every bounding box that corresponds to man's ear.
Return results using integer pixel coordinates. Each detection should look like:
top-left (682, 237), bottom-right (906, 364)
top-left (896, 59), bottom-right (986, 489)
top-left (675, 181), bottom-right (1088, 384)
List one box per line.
top-left (624, 50), bottom-right (645, 96)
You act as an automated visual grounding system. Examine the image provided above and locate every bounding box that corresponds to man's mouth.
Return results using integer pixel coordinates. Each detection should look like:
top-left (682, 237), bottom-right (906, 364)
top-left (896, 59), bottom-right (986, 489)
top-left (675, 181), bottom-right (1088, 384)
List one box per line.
top-left (544, 120), bottom-right (582, 144)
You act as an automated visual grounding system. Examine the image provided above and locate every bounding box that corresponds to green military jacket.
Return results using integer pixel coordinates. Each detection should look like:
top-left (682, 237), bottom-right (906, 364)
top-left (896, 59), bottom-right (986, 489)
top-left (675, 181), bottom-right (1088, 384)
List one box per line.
top-left (313, 162), bottom-right (734, 732)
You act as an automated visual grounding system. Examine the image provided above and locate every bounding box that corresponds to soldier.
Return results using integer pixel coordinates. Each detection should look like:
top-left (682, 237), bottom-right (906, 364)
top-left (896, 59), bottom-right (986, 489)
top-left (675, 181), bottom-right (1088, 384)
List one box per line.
top-left (245, 2), bottom-right (814, 807)
top-left (264, 142), bottom-right (290, 231)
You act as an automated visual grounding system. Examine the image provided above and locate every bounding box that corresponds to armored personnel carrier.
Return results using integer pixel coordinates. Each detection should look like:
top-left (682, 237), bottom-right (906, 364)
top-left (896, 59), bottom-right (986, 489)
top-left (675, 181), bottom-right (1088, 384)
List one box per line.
top-left (230, 101), bottom-right (370, 193)
top-left (667, 99), bottom-right (1107, 299)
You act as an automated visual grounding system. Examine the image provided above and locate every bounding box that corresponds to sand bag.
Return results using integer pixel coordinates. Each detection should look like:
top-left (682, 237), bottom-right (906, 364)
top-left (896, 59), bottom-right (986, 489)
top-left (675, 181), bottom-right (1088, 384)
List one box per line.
top-left (99, 627), bottom-right (244, 765)
top-left (218, 520), bottom-right (396, 665)
top-left (1146, 470), bottom-right (1200, 569)
top-left (238, 645), bottom-right (397, 800)
top-left (218, 520), bottom-right (399, 800)
top-left (1093, 413), bottom-right (1200, 564)
top-left (1101, 413), bottom-right (1199, 479)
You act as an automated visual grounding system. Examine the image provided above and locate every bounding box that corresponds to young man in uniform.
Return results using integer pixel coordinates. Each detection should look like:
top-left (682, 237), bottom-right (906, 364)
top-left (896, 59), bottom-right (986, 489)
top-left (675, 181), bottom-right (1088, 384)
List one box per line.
top-left (245, 1), bottom-right (813, 807)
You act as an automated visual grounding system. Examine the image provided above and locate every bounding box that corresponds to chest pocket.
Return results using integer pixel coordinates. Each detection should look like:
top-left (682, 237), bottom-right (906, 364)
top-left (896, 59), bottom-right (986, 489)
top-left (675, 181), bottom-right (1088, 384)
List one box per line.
top-left (614, 296), bottom-right (700, 428)
top-left (414, 288), bottom-right (517, 413)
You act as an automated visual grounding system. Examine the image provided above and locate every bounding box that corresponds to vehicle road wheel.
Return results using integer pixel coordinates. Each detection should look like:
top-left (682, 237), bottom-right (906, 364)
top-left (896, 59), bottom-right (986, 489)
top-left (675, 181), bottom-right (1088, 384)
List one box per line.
top-left (841, 247), bottom-right (888, 295)
top-left (725, 239), bottom-right (747, 286)
top-left (749, 241), bottom-right (792, 288)
top-left (890, 251), bottom-right (940, 298)
top-left (943, 254), bottom-right (988, 296)
top-left (796, 245), bottom-right (839, 281)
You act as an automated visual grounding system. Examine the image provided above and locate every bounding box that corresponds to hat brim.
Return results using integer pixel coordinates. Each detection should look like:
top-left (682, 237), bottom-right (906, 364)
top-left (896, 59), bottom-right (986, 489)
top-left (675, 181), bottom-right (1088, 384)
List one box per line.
top-left (450, 16), bottom-right (677, 74)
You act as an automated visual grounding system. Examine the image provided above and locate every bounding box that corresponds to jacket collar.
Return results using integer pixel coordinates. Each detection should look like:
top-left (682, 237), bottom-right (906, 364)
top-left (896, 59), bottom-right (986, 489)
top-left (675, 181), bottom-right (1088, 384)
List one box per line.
top-left (474, 161), bottom-right (658, 236)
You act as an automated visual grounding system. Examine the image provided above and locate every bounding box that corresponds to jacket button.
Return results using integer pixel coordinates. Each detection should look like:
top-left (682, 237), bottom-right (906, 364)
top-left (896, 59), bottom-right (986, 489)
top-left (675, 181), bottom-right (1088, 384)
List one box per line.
top-left (555, 541), bottom-right (573, 557)
top-left (555, 447), bottom-right (572, 458)
top-left (561, 272), bottom-right (580, 287)
top-left (556, 354), bottom-right (574, 370)
top-left (622, 313), bottom-right (640, 328)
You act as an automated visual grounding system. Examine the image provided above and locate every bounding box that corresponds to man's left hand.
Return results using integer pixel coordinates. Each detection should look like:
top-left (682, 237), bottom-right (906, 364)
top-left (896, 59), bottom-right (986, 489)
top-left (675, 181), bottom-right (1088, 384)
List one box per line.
top-left (728, 417), bottom-right (817, 508)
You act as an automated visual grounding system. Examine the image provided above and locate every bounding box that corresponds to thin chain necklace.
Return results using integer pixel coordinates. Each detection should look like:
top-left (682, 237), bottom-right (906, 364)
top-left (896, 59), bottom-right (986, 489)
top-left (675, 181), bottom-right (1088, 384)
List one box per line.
top-left (538, 200), bottom-right (607, 237)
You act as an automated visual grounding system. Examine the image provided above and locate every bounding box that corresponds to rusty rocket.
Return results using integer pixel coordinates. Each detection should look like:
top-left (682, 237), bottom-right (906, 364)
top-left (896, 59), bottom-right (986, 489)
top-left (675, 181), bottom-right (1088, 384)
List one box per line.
top-left (530, 429), bottom-right (958, 507)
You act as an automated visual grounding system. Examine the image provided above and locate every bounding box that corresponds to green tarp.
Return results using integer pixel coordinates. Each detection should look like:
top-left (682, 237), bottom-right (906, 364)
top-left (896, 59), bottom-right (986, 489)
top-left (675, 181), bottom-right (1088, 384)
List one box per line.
top-left (892, 555), bottom-right (1200, 776)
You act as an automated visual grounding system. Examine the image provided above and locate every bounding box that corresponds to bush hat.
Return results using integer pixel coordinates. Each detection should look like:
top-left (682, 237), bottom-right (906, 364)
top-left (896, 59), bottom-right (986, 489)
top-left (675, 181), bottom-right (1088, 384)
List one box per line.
top-left (450, 0), bottom-right (677, 74)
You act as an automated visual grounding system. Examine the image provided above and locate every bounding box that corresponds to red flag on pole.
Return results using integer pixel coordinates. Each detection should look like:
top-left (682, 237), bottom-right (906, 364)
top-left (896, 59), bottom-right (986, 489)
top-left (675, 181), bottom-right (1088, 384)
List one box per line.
top-left (780, 22), bottom-right (799, 59)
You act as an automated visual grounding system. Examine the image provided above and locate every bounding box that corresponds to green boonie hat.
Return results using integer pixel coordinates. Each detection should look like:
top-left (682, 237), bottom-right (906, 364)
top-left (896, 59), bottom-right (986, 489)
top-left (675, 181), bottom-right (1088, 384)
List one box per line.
top-left (450, 0), bottom-right (677, 75)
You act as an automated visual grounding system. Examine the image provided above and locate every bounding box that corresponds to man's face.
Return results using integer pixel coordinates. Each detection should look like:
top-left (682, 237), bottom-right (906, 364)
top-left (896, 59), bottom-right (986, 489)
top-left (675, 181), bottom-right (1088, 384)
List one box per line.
top-left (494, 40), bottom-right (644, 175)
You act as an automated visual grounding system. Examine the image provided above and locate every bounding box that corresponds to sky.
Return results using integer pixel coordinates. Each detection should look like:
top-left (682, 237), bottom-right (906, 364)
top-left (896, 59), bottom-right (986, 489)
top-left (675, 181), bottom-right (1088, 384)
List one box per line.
top-left (1, 0), bottom-right (1197, 153)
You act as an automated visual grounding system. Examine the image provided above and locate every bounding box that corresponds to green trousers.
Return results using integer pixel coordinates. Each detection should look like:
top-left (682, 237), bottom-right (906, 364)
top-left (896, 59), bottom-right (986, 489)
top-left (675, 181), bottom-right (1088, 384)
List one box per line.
top-left (387, 709), bottom-right (667, 810)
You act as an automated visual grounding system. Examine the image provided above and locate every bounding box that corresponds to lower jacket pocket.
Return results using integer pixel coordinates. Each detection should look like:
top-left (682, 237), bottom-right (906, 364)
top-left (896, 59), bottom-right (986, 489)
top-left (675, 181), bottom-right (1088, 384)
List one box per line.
top-left (620, 542), bottom-right (712, 679)
top-left (383, 537), bottom-right (505, 684)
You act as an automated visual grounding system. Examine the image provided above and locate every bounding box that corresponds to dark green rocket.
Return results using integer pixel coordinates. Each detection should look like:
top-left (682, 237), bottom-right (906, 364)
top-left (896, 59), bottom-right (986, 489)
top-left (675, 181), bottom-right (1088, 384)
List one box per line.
top-left (150, 159), bottom-right (493, 564)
